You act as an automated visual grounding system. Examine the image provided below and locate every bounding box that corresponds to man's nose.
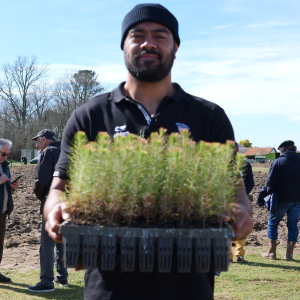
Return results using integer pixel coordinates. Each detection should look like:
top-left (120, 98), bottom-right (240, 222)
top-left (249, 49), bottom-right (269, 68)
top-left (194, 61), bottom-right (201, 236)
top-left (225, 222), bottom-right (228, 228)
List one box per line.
top-left (140, 35), bottom-right (157, 50)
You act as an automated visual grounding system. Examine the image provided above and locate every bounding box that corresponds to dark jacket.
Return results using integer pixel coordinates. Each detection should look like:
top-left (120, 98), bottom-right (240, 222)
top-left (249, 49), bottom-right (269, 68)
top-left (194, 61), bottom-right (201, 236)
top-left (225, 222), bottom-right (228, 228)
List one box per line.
top-left (34, 141), bottom-right (61, 214)
top-left (266, 150), bottom-right (300, 203)
top-left (243, 162), bottom-right (254, 195)
top-left (0, 160), bottom-right (13, 220)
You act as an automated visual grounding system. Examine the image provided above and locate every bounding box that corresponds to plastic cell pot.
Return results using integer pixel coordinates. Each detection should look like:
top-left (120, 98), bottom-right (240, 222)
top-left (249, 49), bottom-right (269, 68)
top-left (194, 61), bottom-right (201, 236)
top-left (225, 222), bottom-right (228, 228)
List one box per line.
top-left (63, 233), bottom-right (81, 268)
top-left (100, 236), bottom-right (117, 271)
top-left (59, 220), bottom-right (234, 273)
top-left (194, 237), bottom-right (211, 273)
top-left (177, 238), bottom-right (193, 273)
top-left (82, 235), bottom-right (100, 269)
top-left (138, 237), bottom-right (155, 272)
top-left (121, 237), bottom-right (137, 272)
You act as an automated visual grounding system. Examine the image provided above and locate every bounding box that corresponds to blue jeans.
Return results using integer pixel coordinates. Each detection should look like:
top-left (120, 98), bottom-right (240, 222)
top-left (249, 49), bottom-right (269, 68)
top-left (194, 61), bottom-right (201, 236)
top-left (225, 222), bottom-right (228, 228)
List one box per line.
top-left (267, 202), bottom-right (300, 242)
top-left (40, 217), bottom-right (68, 286)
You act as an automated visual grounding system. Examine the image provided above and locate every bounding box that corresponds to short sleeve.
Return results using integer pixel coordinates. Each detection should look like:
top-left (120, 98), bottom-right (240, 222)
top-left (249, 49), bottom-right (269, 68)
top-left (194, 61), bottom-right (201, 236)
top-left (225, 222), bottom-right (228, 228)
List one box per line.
top-left (210, 107), bottom-right (235, 143)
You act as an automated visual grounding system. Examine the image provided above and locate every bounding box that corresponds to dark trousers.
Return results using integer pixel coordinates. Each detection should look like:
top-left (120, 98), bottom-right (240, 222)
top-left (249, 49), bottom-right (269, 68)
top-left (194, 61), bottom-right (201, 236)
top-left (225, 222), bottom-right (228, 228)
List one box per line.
top-left (0, 212), bottom-right (7, 264)
top-left (40, 216), bottom-right (68, 286)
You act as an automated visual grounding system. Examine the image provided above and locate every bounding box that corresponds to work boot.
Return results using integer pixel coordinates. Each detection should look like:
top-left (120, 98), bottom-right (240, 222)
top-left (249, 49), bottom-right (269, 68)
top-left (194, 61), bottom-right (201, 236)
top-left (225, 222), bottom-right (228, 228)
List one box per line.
top-left (261, 239), bottom-right (277, 259)
top-left (284, 241), bottom-right (296, 261)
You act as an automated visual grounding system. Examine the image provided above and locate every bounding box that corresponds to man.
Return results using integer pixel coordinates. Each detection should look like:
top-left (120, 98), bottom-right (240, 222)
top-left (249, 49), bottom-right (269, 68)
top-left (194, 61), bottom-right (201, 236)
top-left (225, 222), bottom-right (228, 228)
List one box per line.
top-left (0, 138), bottom-right (19, 282)
top-left (28, 130), bottom-right (68, 292)
top-left (262, 140), bottom-right (300, 260)
top-left (230, 142), bottom-right (254, 263)
top-left (44, 4), bottom-right (253, 300)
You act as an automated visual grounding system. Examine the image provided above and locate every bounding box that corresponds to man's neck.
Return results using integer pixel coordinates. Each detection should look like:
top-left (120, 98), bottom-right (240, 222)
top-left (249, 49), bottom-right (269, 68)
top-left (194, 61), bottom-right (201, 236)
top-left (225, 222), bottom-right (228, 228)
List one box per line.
top-left (123, 73), bottom-right (176, 116)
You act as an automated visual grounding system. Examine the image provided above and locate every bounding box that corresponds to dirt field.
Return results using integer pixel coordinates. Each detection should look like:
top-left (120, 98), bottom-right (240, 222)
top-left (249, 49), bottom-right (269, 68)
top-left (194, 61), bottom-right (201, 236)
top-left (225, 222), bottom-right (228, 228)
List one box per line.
top-left (2, 164), bottom-right (299, 273)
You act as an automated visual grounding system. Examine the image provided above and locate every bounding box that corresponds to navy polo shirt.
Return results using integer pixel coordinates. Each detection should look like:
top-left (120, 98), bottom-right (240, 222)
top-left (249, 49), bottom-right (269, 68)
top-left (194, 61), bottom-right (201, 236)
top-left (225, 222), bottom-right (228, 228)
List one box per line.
top-left (55, 82), bottom-right (235, 300)
top-left (55, 82), bottom-right (234, 180)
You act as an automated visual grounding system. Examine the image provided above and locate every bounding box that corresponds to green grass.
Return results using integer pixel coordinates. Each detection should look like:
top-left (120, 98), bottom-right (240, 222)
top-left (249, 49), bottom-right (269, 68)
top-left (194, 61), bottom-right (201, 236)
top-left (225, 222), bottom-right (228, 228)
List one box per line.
top-left (252, 167), bottom-right (269, 174)
top-left (1, 248), bottom-right (299, 299)
top-left (0, 269), bottom-right (84, 299)
top-left (215, 247), bottom-right (300, 299)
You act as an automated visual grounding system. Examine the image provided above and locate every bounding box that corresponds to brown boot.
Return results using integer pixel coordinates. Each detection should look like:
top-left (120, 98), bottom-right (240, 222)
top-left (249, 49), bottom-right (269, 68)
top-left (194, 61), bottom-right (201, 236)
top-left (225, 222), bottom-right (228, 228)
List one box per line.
top-left (261, 239), bottom-right (277, 259)
top-left (284, 241), bottom-right (296, 261)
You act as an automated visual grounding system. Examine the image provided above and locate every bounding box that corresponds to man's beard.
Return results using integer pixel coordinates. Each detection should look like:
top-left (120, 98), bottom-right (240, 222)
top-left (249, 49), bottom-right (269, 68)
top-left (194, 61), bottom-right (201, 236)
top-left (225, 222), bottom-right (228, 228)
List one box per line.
top-left (124, 47), bottom-right (175, 83)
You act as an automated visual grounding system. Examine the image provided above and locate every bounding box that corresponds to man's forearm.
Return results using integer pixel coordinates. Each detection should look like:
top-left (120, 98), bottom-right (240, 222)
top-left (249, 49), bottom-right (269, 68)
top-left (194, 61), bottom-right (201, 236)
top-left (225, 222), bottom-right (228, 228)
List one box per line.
top-left (43, 189), bottom-right (64, 221)
top-left (236, 182), bottom-right (252, 217)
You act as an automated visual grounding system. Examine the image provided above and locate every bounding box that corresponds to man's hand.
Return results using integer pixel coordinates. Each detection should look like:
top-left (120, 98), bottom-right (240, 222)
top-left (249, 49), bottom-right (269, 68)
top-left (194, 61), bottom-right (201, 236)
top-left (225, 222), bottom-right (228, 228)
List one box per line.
top-left (0, 174), bottom-right (10, 185)
top-left (45, 202), bottom-right (70, 243)
top-left (44, 177), bottom-right (69, 243)
top-left (224, 203), bottom-right (253, 240)
top-left (10, 181), bottom-right (19, 191)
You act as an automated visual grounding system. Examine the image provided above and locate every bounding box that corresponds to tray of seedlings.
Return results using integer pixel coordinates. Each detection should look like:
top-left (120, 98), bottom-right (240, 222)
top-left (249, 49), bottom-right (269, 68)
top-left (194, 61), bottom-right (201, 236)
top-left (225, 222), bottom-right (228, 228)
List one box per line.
top-left (59, 129), bottom-right (244, 273)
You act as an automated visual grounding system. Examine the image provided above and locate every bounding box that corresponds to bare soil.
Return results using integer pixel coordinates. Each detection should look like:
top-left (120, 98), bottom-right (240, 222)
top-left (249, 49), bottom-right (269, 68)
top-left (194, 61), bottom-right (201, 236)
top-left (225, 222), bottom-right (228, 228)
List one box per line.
top-left (1, 164), bottom-right (300, 273)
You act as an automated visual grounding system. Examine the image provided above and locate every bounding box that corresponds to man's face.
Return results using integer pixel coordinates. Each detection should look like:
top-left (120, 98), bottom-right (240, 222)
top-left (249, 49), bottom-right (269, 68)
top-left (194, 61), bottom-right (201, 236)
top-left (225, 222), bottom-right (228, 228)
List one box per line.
top-left (36, 137), bottom-right (48, 153)
top-left (123, 22), bottom-right (178, 82)
top-left (0, 144), bottom-right (10, 164)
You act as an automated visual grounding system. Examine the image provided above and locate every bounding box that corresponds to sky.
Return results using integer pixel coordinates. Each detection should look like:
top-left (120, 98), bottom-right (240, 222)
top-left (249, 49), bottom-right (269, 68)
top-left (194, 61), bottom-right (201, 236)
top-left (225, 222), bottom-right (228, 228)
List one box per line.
top-left (0, 0), bottom-right (299, 148)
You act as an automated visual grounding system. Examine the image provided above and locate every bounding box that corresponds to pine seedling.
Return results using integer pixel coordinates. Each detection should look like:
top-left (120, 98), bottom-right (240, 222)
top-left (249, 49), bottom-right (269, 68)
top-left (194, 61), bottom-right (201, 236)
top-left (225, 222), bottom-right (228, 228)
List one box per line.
top-left (176, 129), bottom-right (198, 224)
top-left (92, 132), bottom-right (112, 220)
top-left (143, 131), bottom-right (165, 223)
top-left (65, 130), bottom-right (245, 227)
top-left (160, 135), bottom-right (186, 224)
top-left (65, 132), bottom-right (97, 223)
top-left (106, 135), bottom-right (134, 224)
top-left (122, 137), bottom-right (149, 225)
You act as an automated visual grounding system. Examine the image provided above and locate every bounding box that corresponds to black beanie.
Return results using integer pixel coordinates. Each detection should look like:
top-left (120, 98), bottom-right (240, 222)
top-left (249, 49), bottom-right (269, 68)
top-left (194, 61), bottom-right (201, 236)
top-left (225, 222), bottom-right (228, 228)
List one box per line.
top-left (121, 3), bottom-right (180, 49)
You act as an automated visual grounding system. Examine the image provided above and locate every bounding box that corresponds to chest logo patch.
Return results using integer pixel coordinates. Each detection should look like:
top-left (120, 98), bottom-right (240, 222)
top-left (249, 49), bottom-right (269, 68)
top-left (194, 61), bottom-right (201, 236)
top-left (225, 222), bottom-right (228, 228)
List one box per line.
top-left (114, 125), bottom-right (130, 139)
top-left (176, 123), bottom-right (190, 133)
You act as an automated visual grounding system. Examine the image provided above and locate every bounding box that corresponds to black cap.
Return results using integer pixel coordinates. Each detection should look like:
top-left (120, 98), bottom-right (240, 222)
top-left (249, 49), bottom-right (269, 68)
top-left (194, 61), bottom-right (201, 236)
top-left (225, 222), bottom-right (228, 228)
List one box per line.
top-left (32, 129), bottom-right (57, 141)
top-left (121, 3), bottom-right (180, 49)
top-left (278, 140), bottom-right (294, 150)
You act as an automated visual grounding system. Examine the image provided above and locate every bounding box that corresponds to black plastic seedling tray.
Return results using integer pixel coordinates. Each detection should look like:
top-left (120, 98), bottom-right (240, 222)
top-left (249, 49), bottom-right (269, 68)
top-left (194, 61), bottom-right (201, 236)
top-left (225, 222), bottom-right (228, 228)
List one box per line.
top-left (59, 220), bottom-right (234, 273)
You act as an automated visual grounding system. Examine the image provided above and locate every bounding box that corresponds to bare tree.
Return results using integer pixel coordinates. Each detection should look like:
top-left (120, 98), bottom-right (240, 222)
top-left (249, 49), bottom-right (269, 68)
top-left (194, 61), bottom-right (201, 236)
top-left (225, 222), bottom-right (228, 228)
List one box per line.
top-left (0, 55), bottom-right (50, 129)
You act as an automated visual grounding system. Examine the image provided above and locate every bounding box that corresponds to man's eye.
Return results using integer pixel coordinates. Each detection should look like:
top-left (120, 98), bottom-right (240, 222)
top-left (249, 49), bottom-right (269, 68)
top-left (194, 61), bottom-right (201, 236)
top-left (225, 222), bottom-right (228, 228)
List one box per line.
top-left (156, 35), bottom-right (165, 39)
top-left (133, 34), bottom-right (142, 39)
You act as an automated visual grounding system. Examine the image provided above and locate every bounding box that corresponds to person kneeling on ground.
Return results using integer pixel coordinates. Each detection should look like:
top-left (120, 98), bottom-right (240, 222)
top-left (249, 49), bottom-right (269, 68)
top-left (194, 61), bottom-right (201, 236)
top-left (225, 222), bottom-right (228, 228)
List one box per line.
top-left (261, 140), bottom-right (300, 260)
top-left (0, 138), bottom-right (19, 282)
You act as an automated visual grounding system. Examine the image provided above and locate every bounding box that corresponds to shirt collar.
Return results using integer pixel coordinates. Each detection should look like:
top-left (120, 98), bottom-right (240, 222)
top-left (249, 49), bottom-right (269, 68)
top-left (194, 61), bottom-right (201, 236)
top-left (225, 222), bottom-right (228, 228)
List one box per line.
top-left (109, 82), bottom-right (187, 104)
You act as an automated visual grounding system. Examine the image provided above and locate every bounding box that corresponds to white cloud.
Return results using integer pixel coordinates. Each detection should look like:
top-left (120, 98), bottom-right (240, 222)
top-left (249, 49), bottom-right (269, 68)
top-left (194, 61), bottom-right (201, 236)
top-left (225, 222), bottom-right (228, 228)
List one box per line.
top-left (213, 24), bottom-right (235, 30)
top-left (48, 62), bottom-right (127, 87)
top-left (172, 45), bottom-right (300, 123)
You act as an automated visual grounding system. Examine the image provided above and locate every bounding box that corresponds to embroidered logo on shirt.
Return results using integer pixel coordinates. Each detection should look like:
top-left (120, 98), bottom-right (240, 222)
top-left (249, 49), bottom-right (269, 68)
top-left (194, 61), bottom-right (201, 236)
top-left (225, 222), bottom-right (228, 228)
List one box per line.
top-left (114, 125), bottom-right (130, 139)
top-left (176, 123), bottom-right (190, 133)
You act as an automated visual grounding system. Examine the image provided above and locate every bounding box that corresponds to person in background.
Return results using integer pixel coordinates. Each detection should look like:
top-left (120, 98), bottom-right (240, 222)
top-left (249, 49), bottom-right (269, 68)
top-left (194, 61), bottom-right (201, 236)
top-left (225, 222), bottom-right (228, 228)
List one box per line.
top-left (262, 140), bottom-right (300, 260)
top-left (28, 130), bottom-right (68, 293)
top-left (230, 142), bottom-right (254, 263)
top-left (0, 138), bottom-right (19, 282)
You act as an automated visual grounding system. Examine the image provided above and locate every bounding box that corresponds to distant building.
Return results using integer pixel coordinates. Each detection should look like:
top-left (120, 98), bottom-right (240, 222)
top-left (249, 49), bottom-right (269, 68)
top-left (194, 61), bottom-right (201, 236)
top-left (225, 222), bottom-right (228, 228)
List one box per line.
top-left (243, 147), bottom-right (278, 162)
